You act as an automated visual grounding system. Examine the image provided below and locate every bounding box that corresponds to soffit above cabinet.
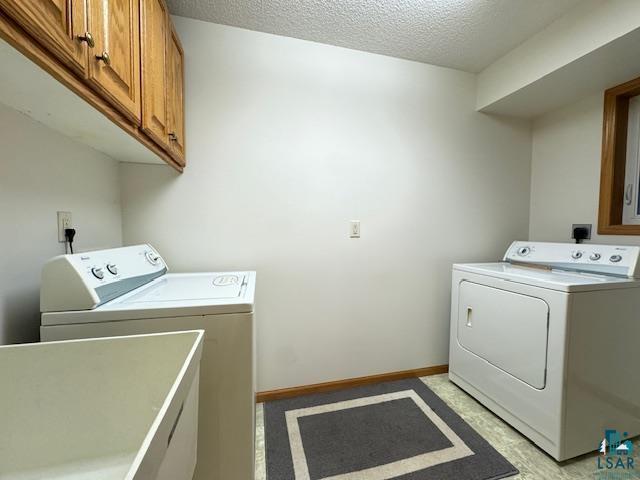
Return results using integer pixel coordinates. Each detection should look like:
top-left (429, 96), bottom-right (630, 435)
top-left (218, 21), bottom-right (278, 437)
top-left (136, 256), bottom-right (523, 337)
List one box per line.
top-left (477, 28), bottom-right (640, 118)
top-left (476, 0), bottom-right (640, 118)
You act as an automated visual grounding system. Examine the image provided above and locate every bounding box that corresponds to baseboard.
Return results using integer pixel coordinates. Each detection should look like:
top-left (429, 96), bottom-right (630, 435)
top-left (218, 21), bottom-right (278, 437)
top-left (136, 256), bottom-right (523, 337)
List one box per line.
top-left (256, 364), bottom-right (449, 403)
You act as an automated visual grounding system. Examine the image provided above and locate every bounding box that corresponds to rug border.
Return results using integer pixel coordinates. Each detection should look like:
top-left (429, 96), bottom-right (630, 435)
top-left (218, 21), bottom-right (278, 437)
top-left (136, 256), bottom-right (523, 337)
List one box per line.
top-left (264, 377), bottom-right (519, 480)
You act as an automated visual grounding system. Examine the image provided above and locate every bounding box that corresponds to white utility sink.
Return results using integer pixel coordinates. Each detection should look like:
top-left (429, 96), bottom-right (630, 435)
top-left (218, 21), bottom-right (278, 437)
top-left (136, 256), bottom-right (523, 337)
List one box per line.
top-left (0, 330), bottom-right (204, 480)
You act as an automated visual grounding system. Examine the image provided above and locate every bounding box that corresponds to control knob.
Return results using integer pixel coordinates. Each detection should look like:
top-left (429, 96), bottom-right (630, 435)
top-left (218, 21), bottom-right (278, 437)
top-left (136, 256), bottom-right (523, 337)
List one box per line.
top-left (571, 251), bottom-right (582, 259)
top-left (145, 251), bottom-right (160, 265)
top-left (106, 264), bottom-right (118, 275)
top-left (517, 246), bottom-right (530, 257)
top-left (91, 267), bottom-right (104, 280)
top-left (589, 253), bottom-right (601, 261)
top-left (610, 254), bottom-right (622, 263)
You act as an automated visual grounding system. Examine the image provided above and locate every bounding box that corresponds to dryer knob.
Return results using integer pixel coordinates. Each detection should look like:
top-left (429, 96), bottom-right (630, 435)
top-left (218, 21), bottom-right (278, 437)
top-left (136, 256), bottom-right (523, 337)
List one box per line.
top-left (107, 264), bottom-right (118, 275)
top-left (571, 251), bottom-right (582, 259)
top-left (145, 251), bottom-right (160, 265)
top-left (589, 253), bottom-right (601, 261)
top-left (517, 246), bottom-right (530, 256)
top-left (610, 254), bottom-right (623, 263)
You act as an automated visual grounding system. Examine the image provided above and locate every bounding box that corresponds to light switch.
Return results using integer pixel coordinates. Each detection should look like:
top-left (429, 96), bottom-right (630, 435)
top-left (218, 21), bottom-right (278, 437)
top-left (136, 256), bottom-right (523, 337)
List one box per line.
top-left (350, 220), bottom-right (360, 238)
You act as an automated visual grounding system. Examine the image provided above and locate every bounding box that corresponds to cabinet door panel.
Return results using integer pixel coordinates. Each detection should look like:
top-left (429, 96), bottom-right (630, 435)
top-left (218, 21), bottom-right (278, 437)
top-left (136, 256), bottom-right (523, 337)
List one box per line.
top-left (140, 0), bottom-right (169, 148)
top-left (167, 22), bottom-right (185, 165)
top-left (87, 0), bottom-right (141, 124)
top-left (0, 0), bottom-right (88, 75)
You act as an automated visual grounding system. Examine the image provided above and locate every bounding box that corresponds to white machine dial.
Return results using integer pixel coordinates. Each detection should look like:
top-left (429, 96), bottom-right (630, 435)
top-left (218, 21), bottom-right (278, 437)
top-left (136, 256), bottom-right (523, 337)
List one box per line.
top-left (145, 251), bottom-right (161, 265)
top-left (91, 267), bottom-right (104, 280)
top-left (589, 253), bottom-right (601, 261)
top-left (106, 264), bottom-right (118, 275)
top-left (610, 254), bottom-right (622, 263)
top-left (571, 251), bottom-right (582, 259)
top-left (517, 246), bottom-right (531, 256)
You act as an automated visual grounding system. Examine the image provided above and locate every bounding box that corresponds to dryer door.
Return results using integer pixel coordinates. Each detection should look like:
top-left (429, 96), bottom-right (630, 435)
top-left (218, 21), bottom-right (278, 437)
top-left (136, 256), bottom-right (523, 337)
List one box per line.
top-left (457, 281), bottom-right (549, 389)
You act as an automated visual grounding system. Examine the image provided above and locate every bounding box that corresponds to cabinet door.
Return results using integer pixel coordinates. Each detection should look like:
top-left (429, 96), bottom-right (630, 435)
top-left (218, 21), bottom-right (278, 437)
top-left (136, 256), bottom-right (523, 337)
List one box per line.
top-left (0, 0), bottom-right (88, 75)
top-left (140, 0), bottom-right (169, 148)
top-left (87, 0), bottom-right (141, 124)
top-left (167, 21), bottom-right (185, 165)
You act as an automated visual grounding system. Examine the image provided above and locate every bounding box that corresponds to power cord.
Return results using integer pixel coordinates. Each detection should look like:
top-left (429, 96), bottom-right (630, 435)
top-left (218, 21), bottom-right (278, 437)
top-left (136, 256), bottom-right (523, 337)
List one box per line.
top-left (573, 227), bottom-right (589, 244)
top-left (65, 228), bottom-right (76, 254)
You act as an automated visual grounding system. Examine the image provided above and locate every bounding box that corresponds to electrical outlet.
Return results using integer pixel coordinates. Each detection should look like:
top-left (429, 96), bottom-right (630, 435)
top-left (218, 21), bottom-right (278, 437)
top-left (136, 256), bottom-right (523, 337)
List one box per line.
top-left (57, 211), bottom-right (72, 242)
top-left (350, 220), bottom-right (360, 238)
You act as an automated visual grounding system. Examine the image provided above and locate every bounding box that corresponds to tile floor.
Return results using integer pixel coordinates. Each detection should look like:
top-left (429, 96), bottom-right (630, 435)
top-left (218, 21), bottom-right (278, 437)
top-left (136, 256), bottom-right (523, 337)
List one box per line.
top-left (255, 374), bottom-right (640, 479)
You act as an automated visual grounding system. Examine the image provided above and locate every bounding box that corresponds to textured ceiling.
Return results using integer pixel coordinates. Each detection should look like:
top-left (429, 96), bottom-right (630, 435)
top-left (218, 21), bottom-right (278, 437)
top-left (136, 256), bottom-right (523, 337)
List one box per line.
top-left (166, 0), bottom-right (584, 72)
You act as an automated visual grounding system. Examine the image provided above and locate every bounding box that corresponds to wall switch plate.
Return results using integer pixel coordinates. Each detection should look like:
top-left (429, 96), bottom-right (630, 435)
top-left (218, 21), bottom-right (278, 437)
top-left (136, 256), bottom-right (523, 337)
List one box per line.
top-left (57, 211), bottom-right (72, 242)
top-left (350, 220), bottom-right (360, 238)
top-left (571, 223), bottom-right (592, 241)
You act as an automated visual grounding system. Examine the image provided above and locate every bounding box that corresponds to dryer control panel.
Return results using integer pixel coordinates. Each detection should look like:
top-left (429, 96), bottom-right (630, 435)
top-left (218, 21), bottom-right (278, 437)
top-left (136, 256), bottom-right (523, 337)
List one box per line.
top-left (504, 241), bottom-right (640, 278)
top-left (40, 244), bottom-right (168, 312)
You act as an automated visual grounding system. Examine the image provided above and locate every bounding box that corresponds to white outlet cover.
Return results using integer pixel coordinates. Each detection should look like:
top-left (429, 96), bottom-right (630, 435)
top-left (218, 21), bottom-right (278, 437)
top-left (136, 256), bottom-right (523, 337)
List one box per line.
top-left (350, 220), bottom-right (360, 238)
top-left (57, 211), bottom-right (72, 243)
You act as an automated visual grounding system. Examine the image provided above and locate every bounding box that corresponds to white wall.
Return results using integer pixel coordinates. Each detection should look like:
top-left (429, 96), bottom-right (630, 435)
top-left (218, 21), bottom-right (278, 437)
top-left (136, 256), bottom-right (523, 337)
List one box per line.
top-left (0, 104), bottom-right (122, 344)
top-left (530, 92), bottom-right (640, 246)
top-left (120, 17), bottom-right (532, 391)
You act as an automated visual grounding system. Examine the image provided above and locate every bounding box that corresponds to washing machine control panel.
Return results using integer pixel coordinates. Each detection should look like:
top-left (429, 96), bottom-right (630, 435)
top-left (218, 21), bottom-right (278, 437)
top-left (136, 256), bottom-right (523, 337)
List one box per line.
top-left (41, 244), bottom-right (168, 312)
top-left (504, 241), bottom-right (640, 278)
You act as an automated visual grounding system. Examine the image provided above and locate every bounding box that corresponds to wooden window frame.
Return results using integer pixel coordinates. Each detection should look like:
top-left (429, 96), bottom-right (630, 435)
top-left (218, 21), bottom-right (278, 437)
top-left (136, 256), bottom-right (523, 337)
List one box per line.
top-left (598, 76), bottom-right (640, 235)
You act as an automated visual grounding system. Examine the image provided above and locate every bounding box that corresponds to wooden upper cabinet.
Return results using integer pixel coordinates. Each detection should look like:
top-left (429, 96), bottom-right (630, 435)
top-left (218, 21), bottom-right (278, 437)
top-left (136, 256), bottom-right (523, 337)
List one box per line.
top-left (140, 0), bottom-right (169, 148)
top-left (167, 22), bottom-right (185, 165)
top-left (0, 0), bottom-right (89, 76)
top-left (0, 0), bottom-right (185, 169)
top-left (87, 0), bottom-right (141, 124)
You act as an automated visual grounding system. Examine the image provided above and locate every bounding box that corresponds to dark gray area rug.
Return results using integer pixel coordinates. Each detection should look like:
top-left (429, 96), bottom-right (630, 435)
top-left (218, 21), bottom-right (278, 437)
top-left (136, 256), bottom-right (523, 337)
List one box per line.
top-left (265, 378), bottom-right (518, 480)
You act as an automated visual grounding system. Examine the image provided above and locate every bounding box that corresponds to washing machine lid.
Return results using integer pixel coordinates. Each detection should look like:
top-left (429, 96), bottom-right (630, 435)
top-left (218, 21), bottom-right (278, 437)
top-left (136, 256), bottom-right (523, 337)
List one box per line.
top-left (41, 272), bottom-right (256, 325)
top-left (117, 273), bottom-right (248, 304)
top-left (453, 263), bottom-right (640, 292)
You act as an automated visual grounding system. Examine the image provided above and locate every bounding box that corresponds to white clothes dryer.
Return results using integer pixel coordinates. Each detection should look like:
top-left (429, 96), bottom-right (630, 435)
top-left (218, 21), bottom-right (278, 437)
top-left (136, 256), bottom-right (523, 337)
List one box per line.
top-left (450, 241), bottom-right (640, 460)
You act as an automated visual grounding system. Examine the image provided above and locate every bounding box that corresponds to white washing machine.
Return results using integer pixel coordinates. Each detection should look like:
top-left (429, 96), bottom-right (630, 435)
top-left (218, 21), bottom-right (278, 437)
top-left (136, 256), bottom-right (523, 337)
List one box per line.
top-left (449, 241), bottom-right (640, 461)
top-left (40, 244), bottom-right (256, 480)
